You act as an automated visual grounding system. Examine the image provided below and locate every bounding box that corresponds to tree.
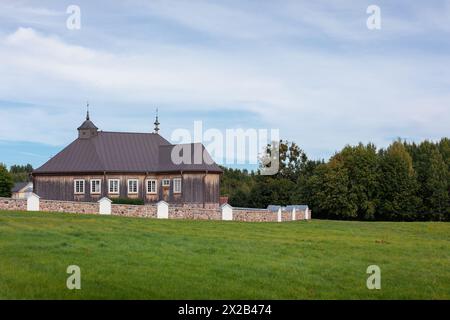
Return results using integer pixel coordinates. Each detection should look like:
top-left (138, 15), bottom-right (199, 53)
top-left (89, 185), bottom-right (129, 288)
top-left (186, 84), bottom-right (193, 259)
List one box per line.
top-left (335, 143), bottom-right (380, 220)
top-left (291, 159), bottom-right (323, 205)
top-left (261, 140), bottom-right (308, 182)
top-left (220, 167), bottom-right (255, 207)
top-left (9, 164), bottom-right (33, 183)
top-left (438, 138), bottom-right (450, 188)
top-left (413, 141), bottom-right (449, 215)
top-left (377, 141), bottom-right (421, 219)
top-left (0, 163), bottom-right (14, 197)
top-left (246, 175), bottom-right (295, 208)
top-left (305, 159), bottom-right (358, 219)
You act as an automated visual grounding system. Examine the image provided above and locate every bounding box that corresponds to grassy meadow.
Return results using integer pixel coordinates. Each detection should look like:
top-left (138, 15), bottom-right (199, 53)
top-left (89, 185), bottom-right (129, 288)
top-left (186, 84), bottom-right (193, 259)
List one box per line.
top-left (0, 210), bottom-right (449, 299)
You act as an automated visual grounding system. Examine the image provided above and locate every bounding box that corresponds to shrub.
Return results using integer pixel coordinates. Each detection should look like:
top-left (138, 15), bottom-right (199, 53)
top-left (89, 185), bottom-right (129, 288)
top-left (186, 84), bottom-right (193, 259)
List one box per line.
top-left (112, 198), bottom-right (144, 205)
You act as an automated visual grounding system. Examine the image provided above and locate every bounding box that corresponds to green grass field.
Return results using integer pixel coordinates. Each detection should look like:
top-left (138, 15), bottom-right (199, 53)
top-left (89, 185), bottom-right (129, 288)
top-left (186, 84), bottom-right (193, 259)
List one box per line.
top-left (0, 210), bottom-right (449, 299)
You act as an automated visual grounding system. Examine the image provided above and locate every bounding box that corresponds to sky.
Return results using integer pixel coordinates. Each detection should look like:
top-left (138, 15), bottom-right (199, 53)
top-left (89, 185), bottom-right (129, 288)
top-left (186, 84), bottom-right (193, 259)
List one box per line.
top-left (0, 0), bottom-right (449, 169)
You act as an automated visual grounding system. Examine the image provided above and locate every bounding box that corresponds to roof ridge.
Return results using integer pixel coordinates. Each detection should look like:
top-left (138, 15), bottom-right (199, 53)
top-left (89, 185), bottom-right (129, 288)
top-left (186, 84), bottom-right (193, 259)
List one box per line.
top-left (100, 131), bottom-right (160, 135)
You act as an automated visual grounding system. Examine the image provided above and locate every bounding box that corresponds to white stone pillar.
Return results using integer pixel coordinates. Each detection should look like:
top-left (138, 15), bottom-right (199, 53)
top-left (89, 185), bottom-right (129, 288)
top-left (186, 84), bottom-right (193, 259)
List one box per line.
top-left (157, 201), bottom-right (169, 219)
top-left (98, 197), bottom-right (112, 215)
top-left (26, 193), bottom-right (40, 211)
top-left (277, 208), bottom-right (282, 222)
top-left (221, 203), bottom-right (233, 221)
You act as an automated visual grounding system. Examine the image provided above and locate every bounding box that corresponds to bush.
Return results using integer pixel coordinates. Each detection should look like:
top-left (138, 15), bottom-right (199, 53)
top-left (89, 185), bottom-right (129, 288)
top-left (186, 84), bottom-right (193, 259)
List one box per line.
top-left (112, 198), bottom-right (144, 205)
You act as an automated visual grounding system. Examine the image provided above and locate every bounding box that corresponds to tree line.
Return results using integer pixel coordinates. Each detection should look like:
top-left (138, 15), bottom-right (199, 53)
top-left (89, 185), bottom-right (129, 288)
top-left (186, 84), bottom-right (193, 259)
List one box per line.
top-left (220, 138), bottom-right (450, 221)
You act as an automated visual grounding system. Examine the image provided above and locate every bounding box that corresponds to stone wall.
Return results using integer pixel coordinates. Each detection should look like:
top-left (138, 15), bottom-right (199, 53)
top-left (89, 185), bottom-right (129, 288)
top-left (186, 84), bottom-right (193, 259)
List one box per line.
top-left (169, 206), bottom-right (221, 220)
top-left (40, 199), bottom-right (99, 214)
top-left (112, 204), bottom-right (157, 218)
top-left (282, 211), bottom-right (291, 222)
top-left (180, 203), bottom-right (220, 209)
top-left (295, 210), bottom-right (305, 220)
top-left (0, 195), bottom-right (311, 222)
top-left (233, 208), bottom-right (278, 222)
top-left (0, 197), bottom-right (27, 211)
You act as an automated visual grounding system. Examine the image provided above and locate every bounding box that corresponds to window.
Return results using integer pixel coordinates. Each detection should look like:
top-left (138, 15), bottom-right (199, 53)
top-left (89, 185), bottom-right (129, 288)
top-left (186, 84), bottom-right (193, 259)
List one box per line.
top-left (108, 179), bottom-right (120, 194)
top-left (128, 179), bottom-right (139, 194)
top-left (146, 179), bottom-right (157, 194)
top-left (162, 179), bottom-right (170, 187)
top-left (90, 179), bottom-right (101, 194)
top-left (173, 178), bottom-right (182, 193)
top-left (74, 179), bottom-right (85, 194)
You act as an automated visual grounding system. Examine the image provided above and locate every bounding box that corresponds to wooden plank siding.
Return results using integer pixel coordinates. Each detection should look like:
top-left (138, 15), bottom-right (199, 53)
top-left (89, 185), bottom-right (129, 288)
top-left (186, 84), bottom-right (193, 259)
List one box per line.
top-left (33, 173), bottom-right (220, 206)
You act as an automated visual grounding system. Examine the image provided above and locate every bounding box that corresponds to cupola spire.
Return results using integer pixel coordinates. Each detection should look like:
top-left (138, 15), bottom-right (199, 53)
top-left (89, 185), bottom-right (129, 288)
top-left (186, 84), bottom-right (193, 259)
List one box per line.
top-left (154, 108), bottom-right (160, 134)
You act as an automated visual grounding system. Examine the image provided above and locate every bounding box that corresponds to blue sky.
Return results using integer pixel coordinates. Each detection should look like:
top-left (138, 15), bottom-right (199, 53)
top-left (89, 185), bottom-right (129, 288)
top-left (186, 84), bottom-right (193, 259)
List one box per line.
top-left (0, 0), bottom-right (449, 169)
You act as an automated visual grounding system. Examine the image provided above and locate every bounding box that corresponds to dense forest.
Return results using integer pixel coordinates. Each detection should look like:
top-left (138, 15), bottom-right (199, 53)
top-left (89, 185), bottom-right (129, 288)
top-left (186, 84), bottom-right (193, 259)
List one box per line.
top-left (220, 138), bottom-right (450, 221)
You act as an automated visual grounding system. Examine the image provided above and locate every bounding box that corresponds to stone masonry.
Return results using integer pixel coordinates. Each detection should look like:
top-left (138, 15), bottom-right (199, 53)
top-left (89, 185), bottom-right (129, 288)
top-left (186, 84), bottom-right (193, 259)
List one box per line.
top-left (0, 196), bottom-right (311, 222)
top-left (0, 197), bottom-right (27, 211)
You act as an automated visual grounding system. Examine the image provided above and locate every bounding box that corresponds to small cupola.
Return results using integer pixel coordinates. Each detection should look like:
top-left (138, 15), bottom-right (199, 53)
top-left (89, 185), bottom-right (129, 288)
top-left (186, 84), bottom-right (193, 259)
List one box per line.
top-left (78, 103), bottom-right (98, 139)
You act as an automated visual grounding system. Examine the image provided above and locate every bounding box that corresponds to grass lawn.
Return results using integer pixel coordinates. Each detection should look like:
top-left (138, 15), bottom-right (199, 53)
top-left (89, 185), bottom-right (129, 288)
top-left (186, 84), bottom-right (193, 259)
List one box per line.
top-left (0, 210), bottom-right (449, 299)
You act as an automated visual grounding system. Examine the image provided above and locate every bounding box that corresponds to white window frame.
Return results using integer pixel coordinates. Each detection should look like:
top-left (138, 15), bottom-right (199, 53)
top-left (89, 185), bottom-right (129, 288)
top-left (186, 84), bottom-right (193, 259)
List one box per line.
top-left (90, 179), bottom-right (102, 194)
top-left (162, 179), bottom-right (170, 187)
top-left (128, 179), bottom-right (139, 194)
top-left (108, 179), bottom-right (120, 195)
top-left (74, 179), bottom-right (85, 194)
top-left (173, 178), bottom-right (182, 194)
top-left (146, 179), bottom-right (157, 194)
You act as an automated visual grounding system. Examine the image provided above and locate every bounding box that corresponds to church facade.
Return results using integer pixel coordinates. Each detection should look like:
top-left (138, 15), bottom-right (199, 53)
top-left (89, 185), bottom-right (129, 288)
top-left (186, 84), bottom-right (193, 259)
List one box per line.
top-left (32, 111), bottom-right (222, 208)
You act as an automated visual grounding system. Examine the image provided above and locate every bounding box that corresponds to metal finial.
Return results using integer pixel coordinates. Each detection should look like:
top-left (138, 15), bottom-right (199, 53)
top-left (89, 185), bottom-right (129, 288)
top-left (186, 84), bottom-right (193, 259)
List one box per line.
top-left (86, 101), bottom-right (90, 120)
top-left (154, 108), bottom-right (160, 133)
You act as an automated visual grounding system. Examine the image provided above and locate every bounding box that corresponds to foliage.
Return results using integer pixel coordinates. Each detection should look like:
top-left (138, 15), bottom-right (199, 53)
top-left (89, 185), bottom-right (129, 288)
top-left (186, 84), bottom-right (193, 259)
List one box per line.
top-left (219, 167), bottom-right (255, 207)
top-left (248, 176), bottom-right (295, 208)
top-left (377, 141), bottom-right (421, 220)
top-left (304, 159), bottom-right (358, 219)
top-left (261, 140), bottom-right (308, 182)
top-left (9, 164), bottom-right (33, 183)
top-left (347, 144), bottom-right (378, 219)
top-left (409, 141), bottom-right (449, 215)
top-left (220, 138), bottom-right (450, 221)
top-left (0, 163), bottom-right (14, 197)
top-left (111, 198), bottom-right (144, 205)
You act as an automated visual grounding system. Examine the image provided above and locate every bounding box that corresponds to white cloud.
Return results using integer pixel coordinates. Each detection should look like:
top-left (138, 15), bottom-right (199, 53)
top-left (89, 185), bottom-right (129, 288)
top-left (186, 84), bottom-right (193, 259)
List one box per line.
top-left (0, 1), bottom-right (64, 28)
top-left (0, 28), bottom-right (289, 109)
top-left (0, 0), bottom-right (450, 161)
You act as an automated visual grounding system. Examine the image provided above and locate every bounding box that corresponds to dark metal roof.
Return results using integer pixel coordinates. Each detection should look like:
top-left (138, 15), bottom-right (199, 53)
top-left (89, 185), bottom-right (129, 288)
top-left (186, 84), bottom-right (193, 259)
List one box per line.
top-left (34, 132), bottom-right (222, 174)
top-left (158, 143), bottom-right (223, 172)
top-left (12, 182), bottom-right (32, 193)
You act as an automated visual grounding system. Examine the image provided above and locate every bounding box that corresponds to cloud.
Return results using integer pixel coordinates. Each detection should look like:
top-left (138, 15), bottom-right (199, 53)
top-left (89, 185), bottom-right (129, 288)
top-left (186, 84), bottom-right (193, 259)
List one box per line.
top-left (0, 27), bottom-right (290, 109)
top-left (0, 1), bottom-right (64, 29)
top-left (0, 1), bottom-right (450, 163)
